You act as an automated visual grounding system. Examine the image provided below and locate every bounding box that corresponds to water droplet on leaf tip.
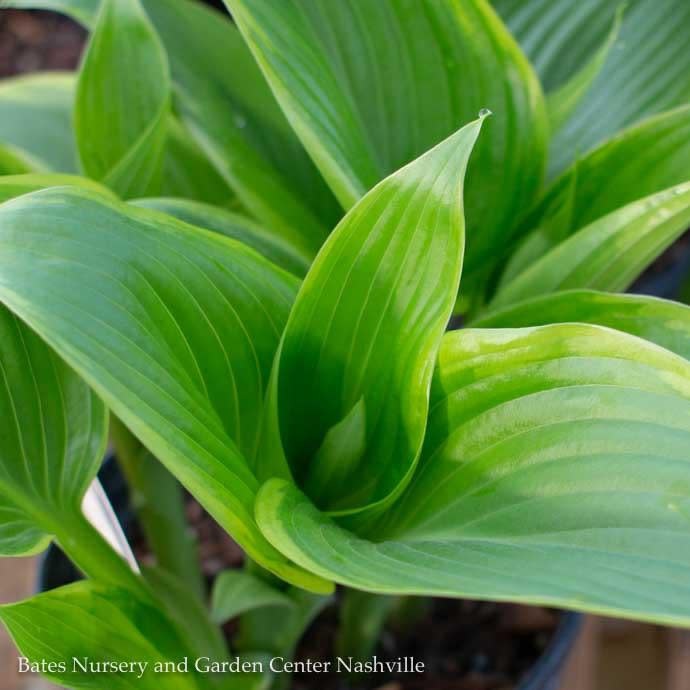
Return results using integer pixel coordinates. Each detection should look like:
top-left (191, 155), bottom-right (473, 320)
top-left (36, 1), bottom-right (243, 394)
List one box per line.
top-left (478, 108), bottom-right (492, 119)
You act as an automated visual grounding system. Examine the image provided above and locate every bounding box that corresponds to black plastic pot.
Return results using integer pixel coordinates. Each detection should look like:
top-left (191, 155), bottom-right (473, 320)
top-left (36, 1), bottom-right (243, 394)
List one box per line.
top-left (631, 237), bottom-right (690, 299)
top-left (39, 457), bottom-right (581, 690)
top-left (517, 612), bottom-right (581, 690)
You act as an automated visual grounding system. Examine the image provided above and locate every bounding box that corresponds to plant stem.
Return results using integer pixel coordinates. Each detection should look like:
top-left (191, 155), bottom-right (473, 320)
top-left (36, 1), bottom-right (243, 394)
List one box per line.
top-left (52, 510), bottom-right (146, 596)
top-left (236, 560), bottom-right (331, 690)
top-left (389, 595), bottom-right (432, 632)
top-left (53, 512), bottom-right (229, 677)
top-left (239, 588), bottom-right (330, 690)
top-left (110, 415), bottom-right (205, 601)
top-left (336, 589), bottom-right (399, 662)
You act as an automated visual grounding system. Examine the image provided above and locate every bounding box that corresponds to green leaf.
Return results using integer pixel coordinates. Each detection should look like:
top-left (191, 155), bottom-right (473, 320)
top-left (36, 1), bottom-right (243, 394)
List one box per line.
top-left (495, 0), bottom-right (690, 176)
top-left (0, 303), bottom-right (106, 557)
top-left (0, 582), bottom-right (209, 690)
top-left (160, 117), bottom-right (237, 207)
top-left (507, 105), bottom-right (690, 277)
top-left (303, 397), bottom-right (367, 499)
top-left (1, 62), bottom-right (235, 205)
top-left (75, 0), bottom-right (171, 197)
top-left (474, 289), bottom-right (690, 360)
top-left (0, 187), bottom-right (330, 593)
top-left (225, 0), bottom-right (547, 285)
top-left (260, 117), bottom-right (484, 516)
top-left (141, 0), bottom-right (338, 255)
top-left (496, 162), bottom-right (579, 291)
top-left (0, 173), bottom-right (115, 204)
top-left (545, 5), bottom-right (624, 133)
top-left (4, 0), bottom-right (340, 246)
top-left (132, 197), bottom-right (311, 277)
top-left (0, 144), bottom-right (35, 175)
top-left (210, 571), bottom-right (294, 625)
top-left (336, 590), bottom-right (398, 663)
top-left (144, 567), bottom-right (228, 661)
top-left (491, 181), bottom-right (690, 309)
top-left (492, 0), bottom-right (618, 92)
top-left (111, 416), bottom-right (205, 600)
top-left (256, 323), bottom-right (690, 626)
top-left (236, 587), bottom-right (329, 660)
top-left (0, 300), bottom-right (144, 592)
top-left (0, 72), bottom-right (77, 173)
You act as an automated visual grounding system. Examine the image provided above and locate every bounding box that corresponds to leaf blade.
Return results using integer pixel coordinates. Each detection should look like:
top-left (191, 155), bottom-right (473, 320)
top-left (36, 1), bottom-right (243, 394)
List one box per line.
top-left (132, 197), bottom-right (311, 277)
top-left (0, 304), bottom-right (107, 557)
top-left (75, 0), bottom-right (170, 197)
top-left (474, 289), bottom-right (690, 360)
top-left (210, 571), bottom-right (294, 625)
top-left (0, 173), bottom-right (115, 204)
top-left (0, 582), bottom-right (209, 690)
top-left (263, 117), bottom-right (483, 515)
top-left (492, 181), bottom-right (690, 308)
top-left (226, 0), bottom-right (547, 290)
top-left (545, 5), bottom-right (623, 133)
top-left (0, 72), bottom-right (77, 173)
top-left (142, 0), bottom-right (337, 253)
top-left (495, 0), bottom-right (690, 177)
top-left (505, 104), bottom-right (690, 278)
top-left (256, 324), bottom-right (690, 626)
top-left (0, 187), bottom-right (330, 592)
top-left (3, 0), bottom-right (342, 244)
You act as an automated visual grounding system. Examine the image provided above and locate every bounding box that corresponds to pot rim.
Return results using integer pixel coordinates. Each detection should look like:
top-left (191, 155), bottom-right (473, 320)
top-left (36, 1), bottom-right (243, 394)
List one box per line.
top-left (517, 610), bottom-right (581, 690)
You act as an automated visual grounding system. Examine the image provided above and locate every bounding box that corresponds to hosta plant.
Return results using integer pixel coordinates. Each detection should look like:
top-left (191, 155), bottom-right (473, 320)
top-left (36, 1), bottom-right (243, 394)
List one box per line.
top-left (1, 0), bottom-right (690, 688)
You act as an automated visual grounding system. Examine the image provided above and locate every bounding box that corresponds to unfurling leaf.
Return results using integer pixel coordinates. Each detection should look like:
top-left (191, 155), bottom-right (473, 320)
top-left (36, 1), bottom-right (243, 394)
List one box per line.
top-left (260, 116), bottom-right (484, 516)
top-left (0, 303), bottom-right (141, 593)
